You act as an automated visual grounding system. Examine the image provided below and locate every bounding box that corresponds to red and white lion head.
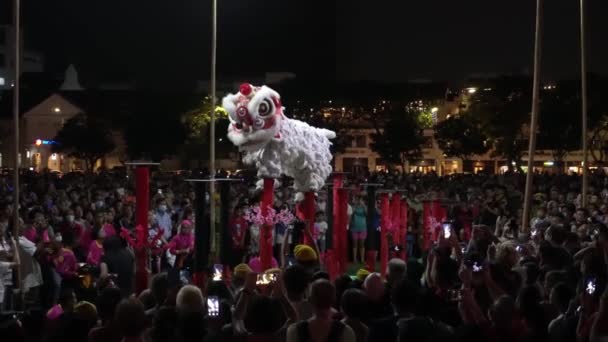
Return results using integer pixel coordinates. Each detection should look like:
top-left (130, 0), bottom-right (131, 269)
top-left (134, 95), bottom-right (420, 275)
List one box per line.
top-left (223, 83), bottom-right (283, 151)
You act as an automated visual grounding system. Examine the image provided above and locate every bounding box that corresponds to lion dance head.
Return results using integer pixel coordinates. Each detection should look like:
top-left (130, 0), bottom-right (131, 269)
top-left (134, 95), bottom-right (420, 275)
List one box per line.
top-left (223, 83), bottom-right (283, 152)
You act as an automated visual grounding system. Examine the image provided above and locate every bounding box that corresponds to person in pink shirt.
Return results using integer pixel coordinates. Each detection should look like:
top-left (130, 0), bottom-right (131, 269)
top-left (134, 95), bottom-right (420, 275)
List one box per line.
top-left (102, 222), bottom-right (116, 238)
top-left (54, 233), bottom-right (78, 281)
top-left (168, 220), bottom-right (194, 268)
top-left (86, 228), bottom-right (106, 266)
top-left (24, 213), bottom-right (52, 243)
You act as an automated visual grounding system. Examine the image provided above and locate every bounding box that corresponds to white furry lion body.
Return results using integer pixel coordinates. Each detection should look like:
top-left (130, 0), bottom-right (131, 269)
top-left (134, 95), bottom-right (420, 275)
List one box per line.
top-left (223, 84), bottom-right (335, 194)
top-left (242, 118), bottom-right (335, 192)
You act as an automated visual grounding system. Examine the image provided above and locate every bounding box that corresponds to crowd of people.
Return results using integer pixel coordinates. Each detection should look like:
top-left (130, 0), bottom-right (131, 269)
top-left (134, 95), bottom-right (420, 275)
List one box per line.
top-left (2, 168), bottom-right (608, 341)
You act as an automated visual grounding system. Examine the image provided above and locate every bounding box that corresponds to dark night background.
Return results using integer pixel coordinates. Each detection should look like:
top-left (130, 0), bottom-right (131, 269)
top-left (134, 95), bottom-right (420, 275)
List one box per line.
top-left (3, 0), bottom-right (608, 87)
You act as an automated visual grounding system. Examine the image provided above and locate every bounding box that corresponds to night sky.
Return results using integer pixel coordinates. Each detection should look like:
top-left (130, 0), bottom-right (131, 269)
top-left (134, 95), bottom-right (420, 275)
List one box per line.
top-left (8, 0), bottom-right (608, 87)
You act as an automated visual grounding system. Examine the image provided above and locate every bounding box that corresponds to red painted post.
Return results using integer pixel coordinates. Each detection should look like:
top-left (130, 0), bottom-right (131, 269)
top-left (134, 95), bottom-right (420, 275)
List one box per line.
top-left (134, 166), bottom-right (150, 294)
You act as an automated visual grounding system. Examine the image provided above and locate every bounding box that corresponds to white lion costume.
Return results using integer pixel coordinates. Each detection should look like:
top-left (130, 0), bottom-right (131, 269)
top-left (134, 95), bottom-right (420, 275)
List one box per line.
top-left (223, 83), bottom-right (335, 194)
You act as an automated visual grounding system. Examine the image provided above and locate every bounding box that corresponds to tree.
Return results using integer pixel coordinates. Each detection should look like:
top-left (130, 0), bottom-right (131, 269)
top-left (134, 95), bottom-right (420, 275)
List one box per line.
top-left (180, 96), bottom-right (236, 166)
top-left (370, 108), bottom-right (425, 171)
top-left (434, 116), bottom-right (489, 160)
top-left (536, 94), bottom-right (580, 168)
top-left (466, 76), bottom-right (531, 171)
top-left (52, 113), bottom-right (115, 172)
top-left (417, 110), bottom-right (434, 129)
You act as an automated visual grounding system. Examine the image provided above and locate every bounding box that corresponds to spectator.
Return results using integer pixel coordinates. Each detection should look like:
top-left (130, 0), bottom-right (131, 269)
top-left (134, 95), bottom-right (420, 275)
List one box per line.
top-left (175, 285), bottom-right (206, 342)
top-left (115, 298), bottom-right (147, 342)
top-left (340, 289), bottom-right (369, 342)
top-left (283, 264), bottom-right (313, 320)
top-left (154, 199), bottom-right (173, 240)
top-left (349, 196), bottom-right (367, 264)
top-left (146, 272), bottom-right (169, 319)
top-left (387, 258), bottom-right (407, 288)
top-left (286, 279), bottom-right (355, 342)
top-left (100, 236), bottom-right (135, 297)
top-left (89, 287), bottom-right (123, 342)
top-left (368, 279), bottom-right (419, 342)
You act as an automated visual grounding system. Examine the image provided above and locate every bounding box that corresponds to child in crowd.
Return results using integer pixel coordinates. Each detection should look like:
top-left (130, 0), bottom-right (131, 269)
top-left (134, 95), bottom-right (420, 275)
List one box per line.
top-left (167, 220), bottom-right (194, 269)
top-left (314, 211), bottom-right (328, 253)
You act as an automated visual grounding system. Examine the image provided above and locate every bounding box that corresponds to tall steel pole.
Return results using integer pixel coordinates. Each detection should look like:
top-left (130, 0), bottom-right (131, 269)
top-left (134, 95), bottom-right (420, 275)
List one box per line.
top-left (522, 0), bottom-right (543, 234)
top-left (209, 0), bottom-right (217, 253)
top-left (12, 0), bottom-right (22, 304)
top-left (580, 0), bottom-right (589, 208)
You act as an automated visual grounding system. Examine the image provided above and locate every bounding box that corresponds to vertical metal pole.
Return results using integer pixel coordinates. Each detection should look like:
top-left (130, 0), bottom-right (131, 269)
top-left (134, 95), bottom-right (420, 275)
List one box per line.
top-left (580, 0), bottom-right (589, 208)
top-left (209, 0), bottom-right (217, 252)
top-left (522, 0), bottom-right (543, 233)
top-left (12, 0), bottom-right (23, 308)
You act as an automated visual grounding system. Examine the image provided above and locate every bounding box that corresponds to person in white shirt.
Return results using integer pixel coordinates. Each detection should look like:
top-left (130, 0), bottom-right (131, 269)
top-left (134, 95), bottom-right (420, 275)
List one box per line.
top-left (16, 216), bottom-right (43, 295)
top-left (154, 199), bottom-right (173, 240)
top-left (0, 223), bottom-right (19, 310)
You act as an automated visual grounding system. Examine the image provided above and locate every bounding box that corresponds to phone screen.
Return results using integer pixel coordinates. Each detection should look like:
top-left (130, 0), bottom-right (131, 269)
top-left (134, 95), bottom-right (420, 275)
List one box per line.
top-left (207, 296), bottom-right (220, 317)
top-left (442, 223), bottom-right (451, 239)
top-left (212, 264), bottom-right (223, 281)
top-left (586, 278), bottom-right (597, 295)
top-left (256, 273), bottom-right (277, 285)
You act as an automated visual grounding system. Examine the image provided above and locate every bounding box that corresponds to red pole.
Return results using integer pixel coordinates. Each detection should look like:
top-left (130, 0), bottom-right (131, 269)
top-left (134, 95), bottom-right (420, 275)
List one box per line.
top-left (337, 188), bottom-right (348, 274)
top-left (380, 193), bottom-right (390, 279)
top-left (303, 192), bottom-right (316, 246)
top-left (135, 166), bottom-right (150, 294)
top-left (400, 200), bottom-right (409, 261)
top-left (422, 201), bottom-right (431, 251)
top-left (332, 174), bottom-right (344, 274)
top-left (260, 178), bottom-right (274, 271)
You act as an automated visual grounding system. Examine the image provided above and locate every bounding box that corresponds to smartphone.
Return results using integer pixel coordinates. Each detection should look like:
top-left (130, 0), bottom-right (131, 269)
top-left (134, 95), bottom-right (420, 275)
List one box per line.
top-left (256, 273), bottom-right (268, 285)
top-left (256, 273), bottom-right (277, 285)
top-left (207, 296), bottom-right (220, 317)
top-left (212, 264), bottom-right (223, 281)
top-left (586, 277), bottom-right (597, 295)
top-left (516, 245), bottom-right (522, 253)
top-left (442, 223), bottom-right (451, 239)
top-left (472, 261), bottom-right (483, 273)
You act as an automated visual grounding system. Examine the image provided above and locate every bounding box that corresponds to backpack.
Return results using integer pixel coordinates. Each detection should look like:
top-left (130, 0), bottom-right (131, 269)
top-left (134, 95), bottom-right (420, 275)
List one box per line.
top-left (296, 320), bottom-right (345, 342)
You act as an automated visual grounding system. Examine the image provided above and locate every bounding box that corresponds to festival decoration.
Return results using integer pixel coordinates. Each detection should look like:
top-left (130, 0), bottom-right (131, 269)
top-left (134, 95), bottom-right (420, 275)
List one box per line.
top-left (120, 225), bottom-right (164, 252)
top-left (223, 84), bottom-right (335, 194)
top-left (399, 200), bottom-right (409, 260)
top-left (246, 205), bottom-right (296, 226)
top-left (422, 200), bottom-right (447, 251)
top-left (224, 84), bottom-right (335, 267)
